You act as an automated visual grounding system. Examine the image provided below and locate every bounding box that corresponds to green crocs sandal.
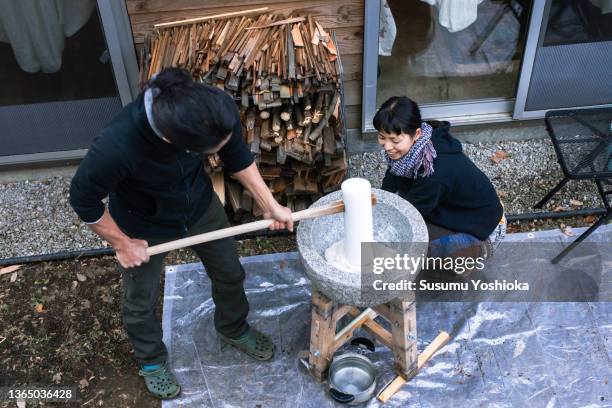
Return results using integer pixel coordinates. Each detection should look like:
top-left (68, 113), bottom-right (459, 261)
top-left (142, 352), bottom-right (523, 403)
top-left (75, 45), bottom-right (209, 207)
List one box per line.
top-left (138, 362), bottom-right (181, 400)
top-left (219, 327), bottom-right (275, 361)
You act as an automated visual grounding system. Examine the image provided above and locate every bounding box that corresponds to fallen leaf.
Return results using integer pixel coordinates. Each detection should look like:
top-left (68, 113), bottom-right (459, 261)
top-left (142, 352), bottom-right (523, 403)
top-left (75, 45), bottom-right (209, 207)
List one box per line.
top-left (497, 190), bottom-right (507, 199)
top-left (584, 215), bottom-right (597, 223)
top-left (569, 199), bottom-right (583, 207)
top-left (0, 264), bottom-right (23, 276)
top-left (79, 378), bottom-right (89, 389)
top-left (34, 303), bottom-right (45, 313)
top-left (10, 272), bottom-right (18, 283)
top-left (490, 150), bottom-right (509, 164)
top-left (72, 280), bottom-right (79, 289)
top-left (562, 226), bottom-right (575, 237)
top-left (552, 206), bottom-right (566, 212)
top-left (52, 372), bottom-right (62, 384)
top-left (76, 273), bottom-right (87, 282)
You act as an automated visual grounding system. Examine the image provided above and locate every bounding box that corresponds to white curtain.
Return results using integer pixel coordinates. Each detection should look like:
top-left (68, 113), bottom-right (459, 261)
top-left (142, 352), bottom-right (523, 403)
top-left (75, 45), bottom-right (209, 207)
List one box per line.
top-left (379, 0), bottom-right (397, 56)
top-left (421, 0), bottom-right (485, 32)
top-left (589, 0), bottom-right (612, 13)
top-left (0, 0), bottom-right (95, 73)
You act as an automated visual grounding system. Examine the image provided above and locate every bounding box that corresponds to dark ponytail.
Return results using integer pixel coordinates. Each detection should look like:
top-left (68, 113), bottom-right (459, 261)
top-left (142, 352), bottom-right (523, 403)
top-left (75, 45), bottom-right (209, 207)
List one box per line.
top-left (147, 67), bottom-right (237, 152)
top-left (148, 67), bottom-right (193, 91)
top-left (373, 96), bottom-right (422, 137)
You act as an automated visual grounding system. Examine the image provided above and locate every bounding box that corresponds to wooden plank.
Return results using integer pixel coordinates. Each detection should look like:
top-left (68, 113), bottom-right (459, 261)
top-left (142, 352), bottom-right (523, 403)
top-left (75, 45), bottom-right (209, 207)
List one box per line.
top-left (377, 332), bottom-right (450, 403)
top-left (346, 307), bottom-right (393, 349)
top-left (127, 0), bottom-right (364, 31)
top-left (211, 171), bottom-right (225, 205)
top-left (342, 80), bottom-right (361, 107)
top-left (333, 307), bottom-right (377, 351)
top-left (246, 16), bottom-right (305, 30)
top-left (322, 125), bottom-right (335, 154)
top-left (269, 177), bottom-right (288, 193)
top-left (345, 104), bottom-right (361, 129)
top-left (225, 180), bottom-right (242, 211)
top-left (363, 319), bottom-right (393, 349)
top-left (372, 303), bottom-right (391, 321)
top-left (331, 305), bottom-right (353, 323)
top-left (337, 53), bottom-right (362, 81)
top-left (291, 23), bottom-right (304, 47)
top-left (154, 7), bottom-right (268, 29)
top-left (127, 0), bottom-right (362, 16)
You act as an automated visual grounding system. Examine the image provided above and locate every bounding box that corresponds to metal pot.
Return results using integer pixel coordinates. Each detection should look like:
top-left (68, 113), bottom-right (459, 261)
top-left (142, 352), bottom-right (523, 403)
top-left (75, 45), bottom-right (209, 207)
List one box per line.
top-left (328, 353), bottom-right (377, 405)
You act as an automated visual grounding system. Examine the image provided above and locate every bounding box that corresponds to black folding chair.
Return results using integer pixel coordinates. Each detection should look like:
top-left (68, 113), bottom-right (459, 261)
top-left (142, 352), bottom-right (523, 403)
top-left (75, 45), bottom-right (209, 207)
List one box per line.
top-left (535, 108), bottom-right (612, 263)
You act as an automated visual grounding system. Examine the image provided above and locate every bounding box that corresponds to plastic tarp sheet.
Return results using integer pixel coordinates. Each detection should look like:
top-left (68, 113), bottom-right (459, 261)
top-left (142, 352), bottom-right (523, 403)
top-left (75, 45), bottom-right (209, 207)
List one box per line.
top-left (162, 225), bottom-right (612, 407)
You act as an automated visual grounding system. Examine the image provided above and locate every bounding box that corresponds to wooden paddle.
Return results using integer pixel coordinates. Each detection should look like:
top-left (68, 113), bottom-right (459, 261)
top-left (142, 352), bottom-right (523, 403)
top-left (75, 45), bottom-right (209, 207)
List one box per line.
top-left (146, 194), bottom-right (378, 256)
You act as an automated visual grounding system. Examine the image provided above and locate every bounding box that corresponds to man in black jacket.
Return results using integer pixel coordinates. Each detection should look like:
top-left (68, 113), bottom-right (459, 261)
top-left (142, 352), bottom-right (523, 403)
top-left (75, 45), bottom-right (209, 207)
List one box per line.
top-left (69, 68), bottom-right (292, 399)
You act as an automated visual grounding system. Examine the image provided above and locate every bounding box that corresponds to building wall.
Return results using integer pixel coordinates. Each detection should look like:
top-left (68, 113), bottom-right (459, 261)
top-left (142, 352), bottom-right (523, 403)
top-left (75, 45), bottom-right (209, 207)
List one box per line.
top-left (125, 0), bottom-right (364, 129)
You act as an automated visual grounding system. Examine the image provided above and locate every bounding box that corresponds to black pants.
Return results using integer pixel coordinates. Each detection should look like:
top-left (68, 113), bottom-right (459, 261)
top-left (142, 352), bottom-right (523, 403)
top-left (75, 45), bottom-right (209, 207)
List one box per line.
top-left (119, 195), bottom-right (249, 365)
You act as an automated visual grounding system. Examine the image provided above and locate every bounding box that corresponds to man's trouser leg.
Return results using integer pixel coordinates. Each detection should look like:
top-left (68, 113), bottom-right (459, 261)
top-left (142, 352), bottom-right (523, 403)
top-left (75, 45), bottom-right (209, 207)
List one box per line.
top-left (120, 244), bottom-right (168, 366)
top-left (120, 194), bottom-right (249, 365)
top-left (188, 195), bottom-right (250, 339)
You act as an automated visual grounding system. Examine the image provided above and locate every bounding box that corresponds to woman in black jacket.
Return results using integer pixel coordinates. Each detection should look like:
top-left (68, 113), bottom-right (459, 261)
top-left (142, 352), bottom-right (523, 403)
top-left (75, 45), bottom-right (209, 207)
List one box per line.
top-left (375, 96), bottom-right (506, 275)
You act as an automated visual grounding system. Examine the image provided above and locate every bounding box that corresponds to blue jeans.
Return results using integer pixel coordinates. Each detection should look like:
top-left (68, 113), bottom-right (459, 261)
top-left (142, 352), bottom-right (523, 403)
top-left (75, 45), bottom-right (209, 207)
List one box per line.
top-left (426, 218), bottom-right (506, 274)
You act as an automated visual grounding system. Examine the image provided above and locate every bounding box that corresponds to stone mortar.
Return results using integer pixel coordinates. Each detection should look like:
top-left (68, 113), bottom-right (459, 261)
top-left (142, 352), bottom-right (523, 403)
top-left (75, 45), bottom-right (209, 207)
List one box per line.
top-left (297, 188), bottom-right (428, 307)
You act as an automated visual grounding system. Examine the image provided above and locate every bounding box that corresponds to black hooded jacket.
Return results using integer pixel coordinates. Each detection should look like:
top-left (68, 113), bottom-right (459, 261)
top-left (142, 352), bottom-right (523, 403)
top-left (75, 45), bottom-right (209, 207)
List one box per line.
top-left (381, 121), bottom-right (503, 241)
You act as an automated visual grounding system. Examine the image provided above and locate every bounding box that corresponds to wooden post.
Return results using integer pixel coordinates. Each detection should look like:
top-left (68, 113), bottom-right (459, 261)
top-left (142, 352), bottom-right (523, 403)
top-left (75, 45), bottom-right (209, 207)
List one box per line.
top-left (308, 289), bottom-right (336, 382)
top-left (389, 298), bottom-right (418, 378)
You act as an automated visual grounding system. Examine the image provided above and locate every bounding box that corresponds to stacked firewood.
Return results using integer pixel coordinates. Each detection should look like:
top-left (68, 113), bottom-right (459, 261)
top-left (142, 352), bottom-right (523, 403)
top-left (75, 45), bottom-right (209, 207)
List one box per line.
top-left (140, 10), bottom-right (347, 219)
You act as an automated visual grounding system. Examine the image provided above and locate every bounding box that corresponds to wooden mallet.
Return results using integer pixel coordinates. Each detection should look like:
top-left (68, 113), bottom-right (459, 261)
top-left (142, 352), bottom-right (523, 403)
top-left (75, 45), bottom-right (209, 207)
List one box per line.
top-left (146, 194), bottom-right (378, 256)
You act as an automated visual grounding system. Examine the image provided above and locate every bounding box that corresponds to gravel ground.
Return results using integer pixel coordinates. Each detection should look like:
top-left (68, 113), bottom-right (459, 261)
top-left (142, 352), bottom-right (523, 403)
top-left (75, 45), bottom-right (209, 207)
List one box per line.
top-left (0, 138), bottom-right (605, 259)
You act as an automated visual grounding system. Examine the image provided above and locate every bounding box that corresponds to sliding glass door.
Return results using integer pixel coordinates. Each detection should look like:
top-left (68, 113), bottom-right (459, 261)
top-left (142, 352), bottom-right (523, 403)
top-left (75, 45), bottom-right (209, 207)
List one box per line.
top-left (514, 0), bottom-right (612, 118)
top-left (363, 0), bottom-right (612, 131)
top-left (363, 0), bottom-right (531, 130)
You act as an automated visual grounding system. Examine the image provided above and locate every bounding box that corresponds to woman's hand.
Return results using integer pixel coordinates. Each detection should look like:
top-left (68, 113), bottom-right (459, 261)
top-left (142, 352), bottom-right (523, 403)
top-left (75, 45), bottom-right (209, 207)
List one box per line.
top-left (264, 204), bottom-right (293, 232)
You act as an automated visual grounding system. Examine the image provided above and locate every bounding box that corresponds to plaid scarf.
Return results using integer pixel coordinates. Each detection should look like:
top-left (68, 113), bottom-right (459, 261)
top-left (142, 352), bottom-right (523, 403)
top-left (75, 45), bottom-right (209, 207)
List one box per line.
top-left (385, 122), bottom-right (437, 179)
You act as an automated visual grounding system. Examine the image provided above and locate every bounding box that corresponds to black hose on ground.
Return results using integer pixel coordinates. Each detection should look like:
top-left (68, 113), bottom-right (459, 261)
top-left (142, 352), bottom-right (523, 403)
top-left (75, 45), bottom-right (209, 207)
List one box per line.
top-left (505, 207), bottom-right (606, 222)
top-left (0, 209), bottom-right (606, 267)
top-left (0, 229), bottom-right (294, 267)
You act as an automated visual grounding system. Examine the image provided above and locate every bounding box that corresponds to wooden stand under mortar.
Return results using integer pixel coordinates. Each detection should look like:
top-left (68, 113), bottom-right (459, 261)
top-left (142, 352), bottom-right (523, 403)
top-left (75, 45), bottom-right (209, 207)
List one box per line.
top-left (308, 288), bottom-right (418, 382)
top-left (306, 288), bottom-right (449, 403)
